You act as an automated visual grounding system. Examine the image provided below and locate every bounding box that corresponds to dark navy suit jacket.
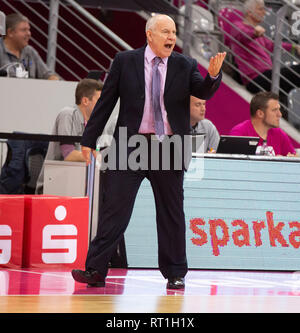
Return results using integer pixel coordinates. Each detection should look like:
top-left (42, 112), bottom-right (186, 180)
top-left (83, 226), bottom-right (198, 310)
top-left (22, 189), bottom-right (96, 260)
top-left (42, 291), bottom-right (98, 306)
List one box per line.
top-left (81, 45), bottom-right (222, 150)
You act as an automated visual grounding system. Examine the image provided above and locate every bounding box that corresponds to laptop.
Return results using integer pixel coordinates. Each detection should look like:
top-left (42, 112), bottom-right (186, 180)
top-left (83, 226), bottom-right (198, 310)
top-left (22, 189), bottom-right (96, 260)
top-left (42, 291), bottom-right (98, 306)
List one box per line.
top-left (216, 135), bottom-right (260, 155)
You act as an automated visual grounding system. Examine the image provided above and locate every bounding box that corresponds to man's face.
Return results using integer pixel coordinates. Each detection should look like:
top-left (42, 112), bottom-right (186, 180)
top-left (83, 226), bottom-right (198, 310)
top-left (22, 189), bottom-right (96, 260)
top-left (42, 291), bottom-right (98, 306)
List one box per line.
top-left (249, 2), bottom-right (266, 23)
top-left (8, 21), bottom-right (31, 50)
top-left (261, 99), bottom-right (282, 128)
top-left (146, 16), bottom-right (176, 58)
top-left (190, 96), bottom-right (206, 122)
top-left (86, 90), bottom-right (101, 119)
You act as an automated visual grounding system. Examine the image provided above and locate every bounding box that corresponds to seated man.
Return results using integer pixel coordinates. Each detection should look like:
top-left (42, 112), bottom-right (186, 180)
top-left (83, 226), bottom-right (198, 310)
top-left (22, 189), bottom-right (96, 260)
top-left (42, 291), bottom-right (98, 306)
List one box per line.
top-left (190, 96), bottom-right (220, 152)
top-left (229, 91), bottom-right (297, 156)
top-left (230, 0), bottom-right (300, 116)
top-left (0, 13), bottom-right (59, 79)
top-left (35, 78), bottom-right (103, 193)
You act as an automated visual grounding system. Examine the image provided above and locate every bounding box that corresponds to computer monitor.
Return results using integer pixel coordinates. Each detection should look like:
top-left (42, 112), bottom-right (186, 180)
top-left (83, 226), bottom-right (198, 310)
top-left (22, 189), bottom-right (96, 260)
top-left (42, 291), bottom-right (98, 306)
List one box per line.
top-left (217, 135), bottom-right (260, 155)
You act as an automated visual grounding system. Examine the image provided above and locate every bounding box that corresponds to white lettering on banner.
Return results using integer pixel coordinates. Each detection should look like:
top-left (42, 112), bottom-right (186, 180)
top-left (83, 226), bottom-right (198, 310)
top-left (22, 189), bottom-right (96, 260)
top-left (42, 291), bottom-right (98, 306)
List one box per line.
top-left (42, 224), bottom-right (78, 264)
top-left (190, 211), bottom-right (300, 256)
top-left (291, 11), bottom-right (300, 36)
top-left (0, 225), bottom-right (12, 264)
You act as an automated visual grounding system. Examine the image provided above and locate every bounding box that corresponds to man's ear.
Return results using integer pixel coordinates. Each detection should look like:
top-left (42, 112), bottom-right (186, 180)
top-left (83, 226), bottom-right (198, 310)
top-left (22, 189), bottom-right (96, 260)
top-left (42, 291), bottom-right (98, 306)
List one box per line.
top-left (146, 30), bottom-right (152, 43)
top-left (256, 108), bottom-right (265, 119)
top-left (6, 27), bottom-right (14, 38)
top-left (81, 96), bottom-right (89, 106)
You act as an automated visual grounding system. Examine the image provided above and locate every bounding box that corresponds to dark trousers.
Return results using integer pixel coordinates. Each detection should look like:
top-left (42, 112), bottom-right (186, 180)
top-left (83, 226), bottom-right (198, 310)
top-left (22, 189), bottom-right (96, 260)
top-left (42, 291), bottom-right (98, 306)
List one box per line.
top-left (85, 139), bottom-right (188, 279)
top-left (246, 64), bottom-right (300, 119)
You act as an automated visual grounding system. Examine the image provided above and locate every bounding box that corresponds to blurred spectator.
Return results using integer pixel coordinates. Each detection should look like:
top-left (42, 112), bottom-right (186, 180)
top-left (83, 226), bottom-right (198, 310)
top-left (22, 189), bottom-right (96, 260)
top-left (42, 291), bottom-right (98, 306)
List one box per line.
top-left (35, 78), bottom-right (103, 193)
top-left (230, 0), bottom-right (300, 114)
top-left (230, 91), bottom-right (297, 156)
top-left (0, 13), bottom-right (59, 79)
top-left (190, 96), bottom-right (220, 152)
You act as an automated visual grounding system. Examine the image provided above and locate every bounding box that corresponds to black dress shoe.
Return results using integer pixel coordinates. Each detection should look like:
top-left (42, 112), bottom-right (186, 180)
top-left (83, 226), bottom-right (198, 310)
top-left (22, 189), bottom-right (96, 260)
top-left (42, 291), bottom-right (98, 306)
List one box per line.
top-left (71, 269), bottom-right (105, 287)
top-left (167, 277), bottom-right (185, 289)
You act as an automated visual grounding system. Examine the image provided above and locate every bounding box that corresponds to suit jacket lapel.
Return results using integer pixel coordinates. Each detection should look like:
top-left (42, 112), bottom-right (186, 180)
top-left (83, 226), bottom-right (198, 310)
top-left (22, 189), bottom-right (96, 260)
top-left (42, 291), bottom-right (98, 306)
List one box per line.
top-left (164, 52), bottom-right (177, 95)
top-left (134, 47), bottom-right (145, 92)
top-left (134, 47), bottom-right (177, 96)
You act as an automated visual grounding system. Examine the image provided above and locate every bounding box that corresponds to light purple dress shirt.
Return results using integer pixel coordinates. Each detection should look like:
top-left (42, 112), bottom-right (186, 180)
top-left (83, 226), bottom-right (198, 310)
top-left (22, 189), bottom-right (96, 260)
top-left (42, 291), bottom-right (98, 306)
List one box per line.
top-left (138, 45), bottom-right (173, 135)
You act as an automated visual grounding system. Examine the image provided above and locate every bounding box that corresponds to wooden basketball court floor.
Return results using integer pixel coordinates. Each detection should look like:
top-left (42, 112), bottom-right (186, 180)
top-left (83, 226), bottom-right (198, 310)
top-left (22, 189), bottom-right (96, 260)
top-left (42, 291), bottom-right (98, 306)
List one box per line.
top-left (1, 268), bottom-right (300, 313)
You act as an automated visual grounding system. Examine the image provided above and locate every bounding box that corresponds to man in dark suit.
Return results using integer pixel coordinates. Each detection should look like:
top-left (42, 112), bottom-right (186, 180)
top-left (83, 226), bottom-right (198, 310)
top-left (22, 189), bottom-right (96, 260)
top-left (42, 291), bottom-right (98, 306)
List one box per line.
top-left (72, 14), bottom-right (226, 289)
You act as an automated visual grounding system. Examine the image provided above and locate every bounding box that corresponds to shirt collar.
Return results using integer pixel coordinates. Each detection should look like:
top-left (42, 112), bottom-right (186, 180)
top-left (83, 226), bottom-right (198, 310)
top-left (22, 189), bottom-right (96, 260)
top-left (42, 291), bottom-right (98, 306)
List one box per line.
top-left (0, 38), bottom-right (26, 59)
top-left (74, 105), bottom-right (85, 125)
top-left (191, 123), bottom-right (198, 133)
top-left (145, 44), bottom-right (168, 66)
top-left (0, 38), bottom-right (11, 56)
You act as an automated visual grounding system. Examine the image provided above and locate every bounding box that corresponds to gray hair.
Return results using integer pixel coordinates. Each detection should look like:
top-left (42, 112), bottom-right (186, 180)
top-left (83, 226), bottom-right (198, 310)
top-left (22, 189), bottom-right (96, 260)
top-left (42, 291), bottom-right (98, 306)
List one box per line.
top-left (5, 13), bottom-right (29, 33)
top-left (145, 14), bottom-right (174, 32)
top-left (244, 0), bottom-right (264, 13)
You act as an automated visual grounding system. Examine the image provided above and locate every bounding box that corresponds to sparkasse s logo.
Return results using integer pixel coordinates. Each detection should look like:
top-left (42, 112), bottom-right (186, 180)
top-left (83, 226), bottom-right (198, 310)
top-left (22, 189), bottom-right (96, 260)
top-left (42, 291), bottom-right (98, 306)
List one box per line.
top-left (0, 225), bottom-right (12, 264)
top-left (42, 205), bottom-right (78, 264)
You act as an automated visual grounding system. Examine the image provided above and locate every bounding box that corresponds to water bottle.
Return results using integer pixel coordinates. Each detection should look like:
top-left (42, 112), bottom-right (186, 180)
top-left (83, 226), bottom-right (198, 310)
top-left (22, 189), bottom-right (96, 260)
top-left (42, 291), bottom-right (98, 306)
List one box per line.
top-left (261, 140), bottom-right (268, 155)
top-left (95, 142), bottom-right (102, 168)
top-left (15, 63), bottom-right (28, 78)
top-left (256, 140), bottom-right (268, 155)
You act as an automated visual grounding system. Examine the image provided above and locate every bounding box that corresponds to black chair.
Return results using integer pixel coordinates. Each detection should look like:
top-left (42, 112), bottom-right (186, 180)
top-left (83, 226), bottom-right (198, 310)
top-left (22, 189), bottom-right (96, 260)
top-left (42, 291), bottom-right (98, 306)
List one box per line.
top-left (24, 145), bottom-right (48, 194)
top-left (0, 138), bottom-right (48, 194)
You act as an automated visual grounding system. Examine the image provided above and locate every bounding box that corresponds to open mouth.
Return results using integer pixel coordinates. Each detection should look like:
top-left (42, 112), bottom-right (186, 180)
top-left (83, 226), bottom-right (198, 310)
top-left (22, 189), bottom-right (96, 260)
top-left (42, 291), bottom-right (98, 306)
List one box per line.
top-left (164, 43), bottom-right (173, 49)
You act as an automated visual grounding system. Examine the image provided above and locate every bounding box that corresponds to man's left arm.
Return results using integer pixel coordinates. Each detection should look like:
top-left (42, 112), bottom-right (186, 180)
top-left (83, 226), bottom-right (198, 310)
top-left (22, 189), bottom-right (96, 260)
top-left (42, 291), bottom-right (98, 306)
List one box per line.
top-left (208, 122), bottom-right (220, 152)
top-left (190, 52), bottom-right (226, 100)
top-left (32, 48), bottom-right (59, 80)
top-left (208, 52), bottom-right (226, 77)
top-left (281, 130), bottom-right (298, 156)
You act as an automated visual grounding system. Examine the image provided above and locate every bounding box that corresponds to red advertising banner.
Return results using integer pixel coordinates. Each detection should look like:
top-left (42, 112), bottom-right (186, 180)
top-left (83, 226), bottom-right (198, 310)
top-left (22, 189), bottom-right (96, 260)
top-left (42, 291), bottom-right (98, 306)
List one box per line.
top-left (22, 195), bottom-right (89, 269)
top-left (0, 195), bottom-right (24, 268)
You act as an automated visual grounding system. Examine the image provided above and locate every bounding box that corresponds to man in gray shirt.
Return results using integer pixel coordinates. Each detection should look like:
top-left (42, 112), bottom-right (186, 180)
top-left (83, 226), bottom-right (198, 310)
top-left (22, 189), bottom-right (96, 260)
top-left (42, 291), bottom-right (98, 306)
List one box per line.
top-left (0, 13), bottom-right (59, 79)
top-left (35, 79), bottom-right (103, 193)
top-left (190, 96), bottom-right (220, 152)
